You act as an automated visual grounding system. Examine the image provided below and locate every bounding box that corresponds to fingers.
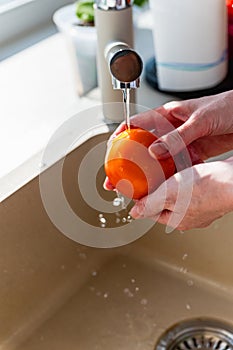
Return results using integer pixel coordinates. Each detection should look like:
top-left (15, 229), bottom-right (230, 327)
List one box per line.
top-left (129, 170), bottom-right (190, 230)
top-left (103, 177), bottom-right (115, 191)
top-left (109, 108), bottom-right (174, 141)
top-left (129, 180), bottom-right (172, 219)
top-left (148, 97), bottom-right (214, 160)
top-left (148, 113), bottom-right (207, 160)
top-left (130, 109), bottom-right (164, 130)
top-left (162, 100), bottom-right (193, 122)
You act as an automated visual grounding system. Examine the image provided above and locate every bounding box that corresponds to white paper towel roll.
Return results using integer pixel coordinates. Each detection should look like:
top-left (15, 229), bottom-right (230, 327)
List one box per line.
top-left (150, 0), bottom-right (228, 91)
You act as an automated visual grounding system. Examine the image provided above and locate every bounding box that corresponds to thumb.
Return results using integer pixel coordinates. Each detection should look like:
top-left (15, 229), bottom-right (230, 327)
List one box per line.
top-left (129, 182), bottom-right (168, 219)
top-left (149, 117), bottom-right (205, 160)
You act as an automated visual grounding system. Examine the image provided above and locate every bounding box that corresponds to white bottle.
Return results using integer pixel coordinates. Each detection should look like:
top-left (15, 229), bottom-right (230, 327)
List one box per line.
top-left (150, 0), bottom-right (228, 92)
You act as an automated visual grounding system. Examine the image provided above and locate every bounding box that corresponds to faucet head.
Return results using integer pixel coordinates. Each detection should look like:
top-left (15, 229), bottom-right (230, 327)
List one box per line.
top-left (105, 42), bottom-right (143, 90)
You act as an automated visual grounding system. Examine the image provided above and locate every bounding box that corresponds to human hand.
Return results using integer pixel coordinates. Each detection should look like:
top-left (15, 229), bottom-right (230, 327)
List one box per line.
top-left (104, 90), bottom-right (233, 191)
top-left (150, 90), bottom-right (233, 160)
top-left (129, 157), bottom-right (233, 231)
top-left (103, 107), bottom-right (201, 191)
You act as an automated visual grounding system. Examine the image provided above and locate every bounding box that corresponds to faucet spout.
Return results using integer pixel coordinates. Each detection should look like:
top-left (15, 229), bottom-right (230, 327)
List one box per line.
top-left (105, 42), bottom-right (143, 90)
top-left (94, 0), bottom-right (142, 121)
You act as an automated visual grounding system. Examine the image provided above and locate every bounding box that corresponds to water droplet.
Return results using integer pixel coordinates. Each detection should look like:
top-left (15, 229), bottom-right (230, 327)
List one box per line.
top-left (89, 286), bottom-right (95, 292)
top-left (122, 217), bottom-right (127, 223)
top-left (103, 292), bottom-right (109, 299)
top-left (131, 278), bottom-right (136, 283)
top-left (79, 252), bottom-right (87, 260)
top-left (187, 279), bottom-right (194, 287)
top-left (122, 263), bottom-right (126, 268)
top-left (113, 197), bottom-right (122, 207)
top-left (99, 217), bottom-right (106, 224)
top-left (124, 288), bottom-right (134, 298)
top-left (140, 298), bottom-right (148, 305)
top-left (115, 218), bottom-right (121, 224)
top-left (179, 230), bottom-right (185, 234)
top-left (91, 271), bottom-right (97, 277)
top-left (127, 215), bottom-right (132, 222)
top-left (186, 303), bottom-right (191, 310)
top-left (60, 265), bottom-right (65, 270)
top-left (96, 291), bottom-right (101, 297)
top-left (98, 213), bottom-right (103, 218)
top-left (101, 223), bottom-right (106, 228)
top-left (135, 287), bottom-right (139, 292)
top-left (182, 253), bottom-right (188, 260)
top-left (180, 267), bottom-right (188, 274)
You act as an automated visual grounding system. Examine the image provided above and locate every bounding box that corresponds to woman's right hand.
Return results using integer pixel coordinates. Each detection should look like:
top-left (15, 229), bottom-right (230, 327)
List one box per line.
top-left (104, 90), bottom-right (233, 190)
top-left (108, 90), bottom-right (233, 161)
top-left (149, 90), bottom-right (233, 160)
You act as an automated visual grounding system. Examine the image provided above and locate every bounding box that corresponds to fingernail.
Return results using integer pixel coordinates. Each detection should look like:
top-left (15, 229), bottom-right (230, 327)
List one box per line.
top-left (149, 142), bottom-right (169, 159)
top-left (129, 206), bottom-right (140, 219)
top-left (103, 178), bottom-right (114, 191)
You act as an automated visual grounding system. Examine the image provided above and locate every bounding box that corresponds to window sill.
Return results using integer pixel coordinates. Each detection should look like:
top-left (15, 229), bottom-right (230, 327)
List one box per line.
top-left (0, 26), bottom-right (174, 203)
top-left (0, 33), bottom-right (101, 202)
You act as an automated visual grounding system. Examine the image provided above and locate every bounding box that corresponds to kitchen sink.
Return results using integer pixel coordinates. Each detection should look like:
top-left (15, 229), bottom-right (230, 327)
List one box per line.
top-left (1, 130), bottom-right (233, 350)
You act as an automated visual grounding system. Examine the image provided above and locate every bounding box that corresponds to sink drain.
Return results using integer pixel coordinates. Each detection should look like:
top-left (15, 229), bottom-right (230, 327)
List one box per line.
top-left (155, 318), bottom-right (233, 350)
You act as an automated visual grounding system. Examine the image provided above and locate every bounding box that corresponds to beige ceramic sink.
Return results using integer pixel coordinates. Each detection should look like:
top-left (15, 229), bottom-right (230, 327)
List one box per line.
top-left (1, 131), bottom-right (233, 350)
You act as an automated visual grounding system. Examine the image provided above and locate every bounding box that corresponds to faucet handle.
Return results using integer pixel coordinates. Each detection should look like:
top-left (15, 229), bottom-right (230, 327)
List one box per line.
top-left (105, 42), bottom-right (143, 89)
top-left (96, 0), bottom-right (132, 10)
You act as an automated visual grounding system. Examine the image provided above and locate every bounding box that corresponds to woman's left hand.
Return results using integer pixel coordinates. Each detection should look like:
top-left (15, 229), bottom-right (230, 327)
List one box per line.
top-left (129, 157), bottom-right (233, 231)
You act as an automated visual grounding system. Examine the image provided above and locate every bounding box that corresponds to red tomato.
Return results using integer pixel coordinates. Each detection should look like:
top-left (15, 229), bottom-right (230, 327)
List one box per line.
top-left (104, 127), bottom-right (176, 199)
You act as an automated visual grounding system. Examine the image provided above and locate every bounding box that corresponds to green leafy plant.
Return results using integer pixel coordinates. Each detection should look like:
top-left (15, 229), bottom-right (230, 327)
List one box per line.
top-left (75, 0), bottom-right (148, 26)
top-left (76, 0), bottom-right (95, 25)
top-left (133, 0), bottom-right (148, 7)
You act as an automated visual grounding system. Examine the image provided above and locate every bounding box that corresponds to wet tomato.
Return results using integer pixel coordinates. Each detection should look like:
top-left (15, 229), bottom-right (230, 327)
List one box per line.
top-left (104, 127), bottom-right (176, 199)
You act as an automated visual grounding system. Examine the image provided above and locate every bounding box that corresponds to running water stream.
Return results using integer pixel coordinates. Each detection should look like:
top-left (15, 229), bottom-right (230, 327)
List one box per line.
top-left (123, 87), bottom-right (131, 130)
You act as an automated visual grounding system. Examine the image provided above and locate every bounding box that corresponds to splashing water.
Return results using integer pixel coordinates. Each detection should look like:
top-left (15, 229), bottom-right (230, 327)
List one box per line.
top-left (115, 190), bottom-right (127, 210)
top-left (182, 253), bottom-right (188, 260)
top-left (124, 288), bottom-right (134, 298)
top-left (180, 267), bottom-right (188, 274)
top-left (79, 252), bottom-right (87, 260)
top-left (187, 279), bottom-right (194, 287)
top-left (113, 197), bottom-right (123, 207)
top-left (140, 298), bottom-right (148, 306)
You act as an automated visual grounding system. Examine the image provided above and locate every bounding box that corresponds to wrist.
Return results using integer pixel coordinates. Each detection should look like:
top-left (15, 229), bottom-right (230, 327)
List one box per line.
top-left (222, 157), bottom-right (233, 211)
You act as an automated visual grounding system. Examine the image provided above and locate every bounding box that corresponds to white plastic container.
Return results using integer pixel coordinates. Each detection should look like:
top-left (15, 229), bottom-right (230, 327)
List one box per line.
top-left (149, 0), bottom-right (228, 92)
top-left (53, 4), bottom-right (97, 96)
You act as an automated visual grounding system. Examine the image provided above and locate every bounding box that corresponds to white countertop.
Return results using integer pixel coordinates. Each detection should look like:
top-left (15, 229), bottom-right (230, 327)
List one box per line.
top-left (0, 29), bottom-right (174, 202)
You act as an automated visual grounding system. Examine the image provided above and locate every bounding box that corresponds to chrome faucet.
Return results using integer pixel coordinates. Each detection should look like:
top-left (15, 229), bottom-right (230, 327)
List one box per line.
top-left (94, 0), bottom-right (143, 122)
top-left (105, 42), bottom-right (143, 90)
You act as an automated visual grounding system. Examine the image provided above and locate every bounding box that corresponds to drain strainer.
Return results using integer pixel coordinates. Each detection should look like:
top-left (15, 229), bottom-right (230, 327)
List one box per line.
top-left (155, 318), bottom-right (233, 350)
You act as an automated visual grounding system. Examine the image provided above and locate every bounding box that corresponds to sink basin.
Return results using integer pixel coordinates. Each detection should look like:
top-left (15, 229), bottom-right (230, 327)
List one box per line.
top-left (1, 129), bottom-right (233, 350)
